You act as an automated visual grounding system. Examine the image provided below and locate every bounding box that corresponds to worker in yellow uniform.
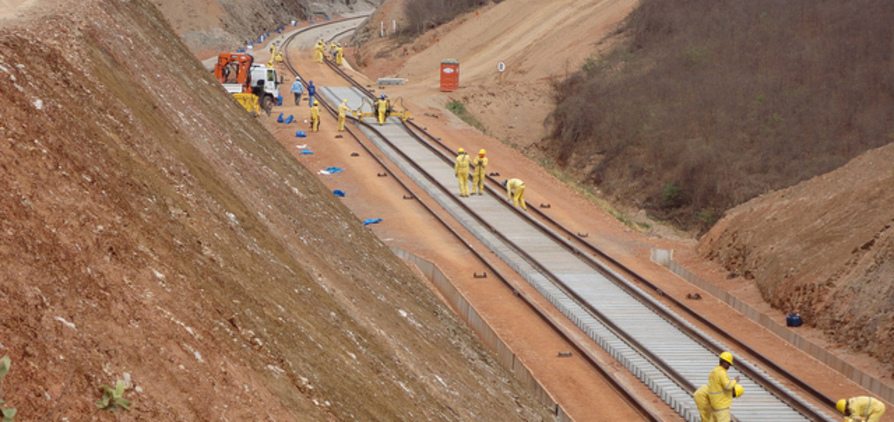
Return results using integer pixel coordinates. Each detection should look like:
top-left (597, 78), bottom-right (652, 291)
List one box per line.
top-left (694, 384), bottom-right (743, 422)
top-left (472, 149), bottom-right (488, 195)
top-left (502, 179), bottom-right (526, 210)
top-left (837, 396), bottom-right (886, 422)
top-left (337, 99), bottom-right (349, 132)
top-left (309, 100), bottom-right (320, 132)
top-left (454, 148), bottom-right (471, 197)
top-left (708, 351), bottom-right (740, 422)
top-left (335, 43), bottom-right (344, 66)
top-left (314, 40), bottom-right (324, 63)
top-left (375, 94), bottom-right (390, 125)
top-left (275, 51), bottom-right (284, 63)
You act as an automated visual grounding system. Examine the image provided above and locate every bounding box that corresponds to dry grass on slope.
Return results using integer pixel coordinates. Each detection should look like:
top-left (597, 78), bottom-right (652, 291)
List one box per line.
top-left (546, 0), bottom-right (894, 233)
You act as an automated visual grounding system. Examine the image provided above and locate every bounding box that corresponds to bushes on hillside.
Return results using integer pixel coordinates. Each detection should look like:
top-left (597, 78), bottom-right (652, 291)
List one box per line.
top-left (546, 0), bottom-right (894, 232)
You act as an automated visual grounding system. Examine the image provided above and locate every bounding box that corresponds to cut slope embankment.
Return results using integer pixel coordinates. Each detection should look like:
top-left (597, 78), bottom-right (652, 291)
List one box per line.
top-left (699, 142), bottom-right (894, 372)
top-left (0, 0), bottom-right (551, 420)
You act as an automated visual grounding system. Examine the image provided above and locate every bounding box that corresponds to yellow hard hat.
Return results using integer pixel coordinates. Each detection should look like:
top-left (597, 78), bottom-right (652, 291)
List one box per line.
top-left (719, 351), bottom-right (733, 365)
top-left (479, 149), bottom-right (486, 155)
top-left (314, 100), bottom-right (318, 105)
top-left (836, 399), bottom-right (847, 414)
top-left (458, 147), bottom-right (465, 153)
top-left (343, 99), bottom-right (348, 103)
top-left (733, 384), bottom-right (743, 398)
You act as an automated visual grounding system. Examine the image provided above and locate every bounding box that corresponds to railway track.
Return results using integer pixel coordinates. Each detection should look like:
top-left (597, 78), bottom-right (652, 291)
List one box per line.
top-left (275, 19), bottom-right (839, 422)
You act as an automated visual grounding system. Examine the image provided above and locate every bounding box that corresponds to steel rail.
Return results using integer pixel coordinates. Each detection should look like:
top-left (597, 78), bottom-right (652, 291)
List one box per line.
top-left (276, 21), bottom-right (663, 421)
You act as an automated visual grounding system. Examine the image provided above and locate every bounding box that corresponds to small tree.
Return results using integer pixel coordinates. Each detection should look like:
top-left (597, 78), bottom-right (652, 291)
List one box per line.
top-left (95, 380), bottom-right (130, 413)
top-left (0, 355), bottom-right (16, 422)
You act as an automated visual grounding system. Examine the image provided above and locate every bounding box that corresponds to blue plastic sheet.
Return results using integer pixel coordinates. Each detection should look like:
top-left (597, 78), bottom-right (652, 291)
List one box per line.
top-left (300, 149), bottom-right (313, 155)
top-left (295, 131), bottom-right (306, 138)
top-left (284, 115), bottom-right (294, 124)
top-left (333, 190), bottom-right (345, 197)
top-left (277, 113), bottom-right (284, 123)
top-left (362, 218), bottom-right (382, 225)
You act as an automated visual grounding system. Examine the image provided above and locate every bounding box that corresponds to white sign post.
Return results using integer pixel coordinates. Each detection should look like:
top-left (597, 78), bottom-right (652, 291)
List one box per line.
top-left (497, 61), bottom-right (506, 83)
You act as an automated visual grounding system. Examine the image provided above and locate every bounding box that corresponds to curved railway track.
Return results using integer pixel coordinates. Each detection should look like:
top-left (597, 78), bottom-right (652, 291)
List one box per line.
top-left (275, 19), bottom-right (840, 422)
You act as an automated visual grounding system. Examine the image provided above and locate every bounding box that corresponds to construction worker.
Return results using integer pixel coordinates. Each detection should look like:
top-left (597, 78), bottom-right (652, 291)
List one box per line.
top-left (335, 43), bottom-right (344, 66)
top-left (330, 42), bottom-right (337, 60)
top-left (708, 351), bottom-right (740, 422)
top-left (375, 94), bottom-right (389, 125)
top-left (454, 148), bottom-right (471, 197)
top-left (289, 78), bottom-right (303, 105)
top-left (502, 179), bottom-right (526, 210)
top-left (695, 384), bottom-right (743, 422)
top-left (472, 149), bottom-right (488, 195)
top-left (275, 51), bottom-right (284, 63)
top-left (337, 99), bottom-right (349, 132)
top-left (837, 396), bottom-right (886, 422)
top-left (307, 80), bottom-right (316, 108)
top-left (309, 100), bottom-right (320, 132)
top-left (314, 40), bottom-right (324, 63)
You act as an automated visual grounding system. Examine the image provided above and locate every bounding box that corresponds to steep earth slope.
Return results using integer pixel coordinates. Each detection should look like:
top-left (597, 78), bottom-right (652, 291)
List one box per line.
top-left (699, 143), bottom-right (894, 369)
top-left (0, 0), bottom-right (552, 420)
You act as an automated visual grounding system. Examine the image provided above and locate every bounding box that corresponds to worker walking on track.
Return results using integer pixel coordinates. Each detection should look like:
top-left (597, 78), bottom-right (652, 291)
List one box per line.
top-left (290, 78), bottom-right (303, 105)
top-left (502, 179), bottom-right (526, 210)
top-left (472, 149), bottom-right (488, 195)
top-left (375, 94), bottom-right (390, 125)
top-left (337, 99), bottom-right (349, 132)
top-left (708, 351), bottom-right (740, 422)
top-left (454, 148), bottom-right (471, 197)
top-left (694, 384), bottom-right (743, 422)
top-left (837, 396), bottom-right (886, 422)
top-left (309, 100), bottom-right (320, 132)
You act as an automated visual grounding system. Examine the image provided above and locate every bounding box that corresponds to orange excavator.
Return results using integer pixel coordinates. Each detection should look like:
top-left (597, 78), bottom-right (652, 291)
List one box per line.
top-left (213, 53), bottom-right (261, 114)
top-left (213, 52), bottom-right (282, 115)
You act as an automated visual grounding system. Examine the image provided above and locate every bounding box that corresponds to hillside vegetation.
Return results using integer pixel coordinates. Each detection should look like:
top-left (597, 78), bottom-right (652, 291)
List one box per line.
top-left (544, 0), bottom-right (894, 232)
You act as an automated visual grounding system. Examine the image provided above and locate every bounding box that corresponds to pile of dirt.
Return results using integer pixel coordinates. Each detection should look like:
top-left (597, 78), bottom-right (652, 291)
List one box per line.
top-left (0, 0), bottom-right (553, 420)
top-left (698, 142), bottom-right (894, 371)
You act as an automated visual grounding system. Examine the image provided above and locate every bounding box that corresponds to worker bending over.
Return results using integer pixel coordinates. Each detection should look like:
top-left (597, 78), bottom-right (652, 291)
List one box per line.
top-left (309, 100), bottom-right (320, 132)
top-left (337, 99), bottom-right (349, 132)
top-left (708, 352), bottom-right (740, 422)
top-left (454, 148), bottom-right (471, 197)
top-left (837, 396), bottom-right (886, 422)
top-left (314, 40), bottom-right (324, 63)
top-left (502, 179), bottom-right (526, 210)
top-left (695, 384), bottom-right (743, 422)
top-left (472, 149), bottom-right (488, 195)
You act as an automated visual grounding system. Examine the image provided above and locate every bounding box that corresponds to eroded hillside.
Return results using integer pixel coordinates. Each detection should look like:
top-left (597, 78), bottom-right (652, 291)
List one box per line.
top-left (699, 143), bottom-right (894, 371)
top-left (0, 0), bottom-right (551, 420)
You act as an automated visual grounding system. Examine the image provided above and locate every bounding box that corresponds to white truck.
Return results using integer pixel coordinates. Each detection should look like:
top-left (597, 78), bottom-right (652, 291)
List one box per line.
top-left (214, 53), bottom-right (283, 114)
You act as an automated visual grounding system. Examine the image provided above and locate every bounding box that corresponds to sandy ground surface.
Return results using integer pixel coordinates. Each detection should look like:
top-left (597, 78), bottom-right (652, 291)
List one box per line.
top-left (261, 8), bottom-right (892, 417)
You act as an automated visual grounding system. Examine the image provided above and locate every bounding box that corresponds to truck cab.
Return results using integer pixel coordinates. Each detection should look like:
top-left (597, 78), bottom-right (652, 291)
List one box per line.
top-left (249, 64), bottom-right (282, 113)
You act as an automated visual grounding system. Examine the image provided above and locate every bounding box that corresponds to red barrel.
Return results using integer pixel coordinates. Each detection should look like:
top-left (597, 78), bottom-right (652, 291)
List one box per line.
top-left (440, 59), bottom-right (459, 91)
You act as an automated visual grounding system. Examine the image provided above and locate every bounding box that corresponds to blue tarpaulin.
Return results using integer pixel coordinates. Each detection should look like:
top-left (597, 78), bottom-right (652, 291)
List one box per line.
top-left (295, 131), bottom-right (306, 137)
top-left (300, 149), bottom-right (313, 155)
top-left (362, 218), bottom-right (382, 225)
top-left (333, 190), bottom-right (345, 197)
top-left (277, 112), bottom-right (284, 123)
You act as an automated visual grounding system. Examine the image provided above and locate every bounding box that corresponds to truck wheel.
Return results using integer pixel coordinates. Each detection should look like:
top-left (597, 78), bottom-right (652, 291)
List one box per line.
top-left (260, 95), bottom-right (274, 114)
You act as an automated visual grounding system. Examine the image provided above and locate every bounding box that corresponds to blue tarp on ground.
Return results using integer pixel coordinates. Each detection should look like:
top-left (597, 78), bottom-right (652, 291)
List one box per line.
top-left (333, 190), bottom-right (345, 197)
top-left (277, 112), bottom-right (284, 123)
top-left (300, 149), bottom-right (313, 155)
top-left (284, 114), bottom-right (294, 124)
top-left (295, 131), bottom-right (306, 137)
top-left (362, 218), bottom-right (382, 225)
